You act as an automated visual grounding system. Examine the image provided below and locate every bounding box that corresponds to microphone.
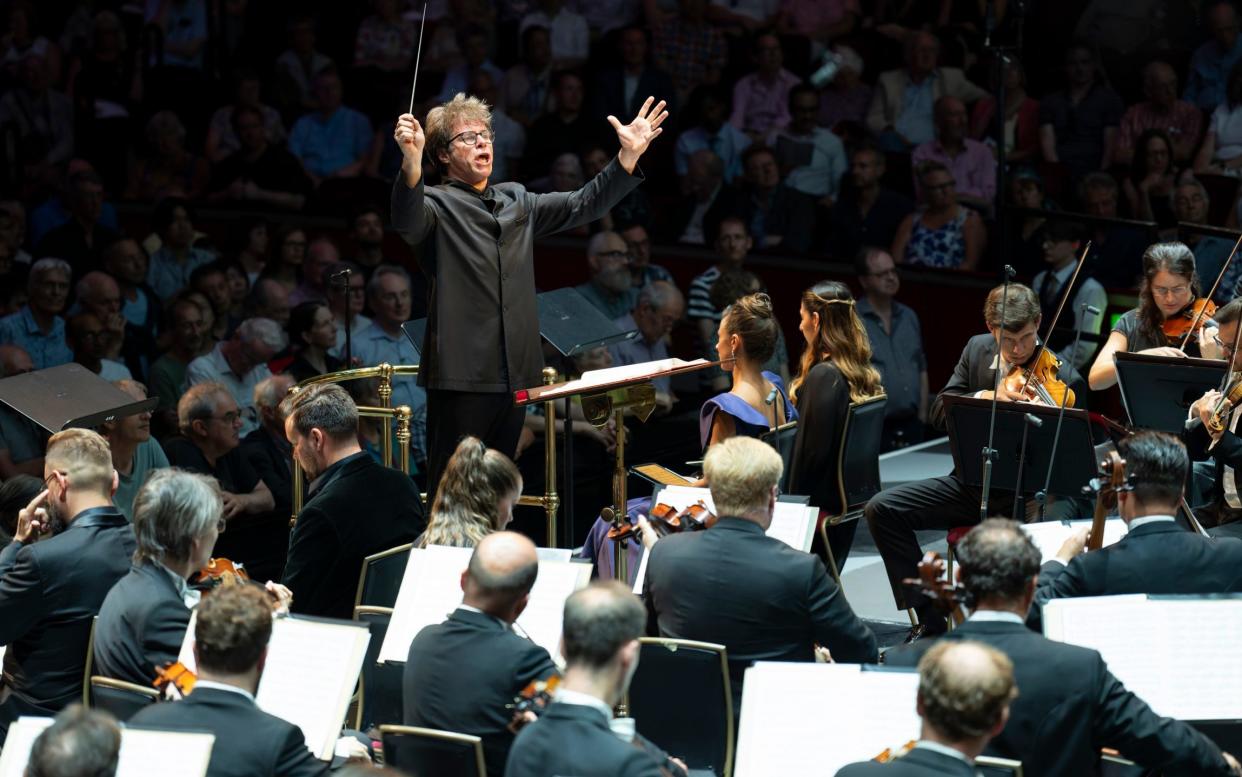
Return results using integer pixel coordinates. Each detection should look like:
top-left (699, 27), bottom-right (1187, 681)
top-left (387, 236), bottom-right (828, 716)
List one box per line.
top-left (765, 387), bottom-right (778, 432)
top-left (329, 268), bottom-right (352, 281)
top-left (1084, 304), bottom-right (1101, 316)
top-left (1002, 265), bottom-right (1016, 280)
top-left (980, 268), bottom-right (1014, 519)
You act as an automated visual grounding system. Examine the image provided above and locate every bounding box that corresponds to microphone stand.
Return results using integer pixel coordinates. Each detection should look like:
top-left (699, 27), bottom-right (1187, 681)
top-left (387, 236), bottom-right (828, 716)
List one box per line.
top-left (1035, 302), bottom-right (1097, 521)
top-left (1012, 412), bottom-right (1043, 521)
top-left (331, 268), bottom-right (354, 365)
top-left (981, 265), bottom-right (1016, 520)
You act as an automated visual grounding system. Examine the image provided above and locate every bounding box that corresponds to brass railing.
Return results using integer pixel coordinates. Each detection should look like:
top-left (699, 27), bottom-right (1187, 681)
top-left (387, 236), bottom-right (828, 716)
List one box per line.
top-left (287, 363), bottom-right (561, 546)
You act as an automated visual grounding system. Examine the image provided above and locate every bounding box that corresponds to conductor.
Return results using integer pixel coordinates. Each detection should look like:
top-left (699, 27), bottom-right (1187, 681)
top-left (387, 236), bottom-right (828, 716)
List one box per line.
top-left (392, 93), bottom-right (667, 496)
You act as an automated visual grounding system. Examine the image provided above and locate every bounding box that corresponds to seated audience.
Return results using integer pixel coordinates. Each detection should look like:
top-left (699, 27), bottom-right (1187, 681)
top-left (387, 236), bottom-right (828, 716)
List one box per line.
top-left (66, 312), bottom-right (131, 381)
top-left (730, 32), bottom-right (798, 139)
top-left (242, 374), bottom-right (296, 529)
top-left (286, 302), bottom-right (344, 383)
top-left (618, 223), bottom-right (673, 286)
top-left (288, 68), bottom-right (372, 184)
top-left (526, 71), bottom-right (595, 177)
top-left (1079, 172), bottom-right (1151, 289)
top-left (0, 344), bottom-right (47, 479)
top-left (668, 149), bottom-right (745, 245)
top-left (248, 278), bottom-right (292, 329)
top-left (417, 436), bottom-right (522, 548)
top-left (608, 281), bottom-right (685, 413)
top-left (674, 86), bottom-right (751, 184)
top-left (147, 295), bottom-right (209, 420)
top-left (0, 257), bottom-right (73, 370)
top-left (912, 97), bottom-right (996, 212)
top-left (592, 27), bottom-right (677, 128)
top-left (520, 0), bottom-right (589, 70)
top-left (501, 24), bottom-right (554, 128)
top-left (651, 0), bottom-right (727, 103)
top-left (1124, 130), bottom-right (1181, 225)
top-left (102, 238), bottom-right (159, 334)
top-left (25, 705), bottom-right (122, 777)
top-left (892, 162), bottom-right (985, 270)
top-left (1038, 42), bottom-right (1123, 178)
top-left (126, 111), bottom-right (210, 201)
top-left (712, 145), bottom-right (816, 253)
top-left (1185, 0), bottom-right (1242, 113)
top-left (969, 58), bottom-right (1040, 165)
top-left (32, 170), bottom-right (117, 267)
top-left (1117, 61), bottom-right (1202, 166)
top-left (0, 429), bottom-right (135, 744)
top-left (145, 198), bottom-right (214, 300)
top-left (207, 104), bottom-right (312, 211)
top-left (769, 84), bottom-right (847, 205)
top-left (1172, 179), bottom-right (1239, 300)
top-left (290, 237), bottom-right (337, 306)
top-left (828, 143), bottom-right (914, 262)
top-left (324, 261), bottom-right (370, 358)
top-left (186, 317), bottom-right (286, 437)
top-left (404, 532), bottom-right (555, 777)
top-left (204, 68), bottom-right (287, 163)
top-left (101, 380), bottom-right (168, 521)
top-left (575, 231), bottom-right (637, 319)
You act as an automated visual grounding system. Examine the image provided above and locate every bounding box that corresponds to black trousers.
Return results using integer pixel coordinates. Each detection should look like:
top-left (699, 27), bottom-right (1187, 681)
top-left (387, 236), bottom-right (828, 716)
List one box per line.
top-left (425, 388), bottom-right (526, 503)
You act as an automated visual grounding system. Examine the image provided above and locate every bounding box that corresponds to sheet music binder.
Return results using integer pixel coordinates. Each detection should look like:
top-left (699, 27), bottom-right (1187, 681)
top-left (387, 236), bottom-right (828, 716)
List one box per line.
top-left (1113, 351), bottom-right (1228, 434)
top-left (0, 363), bottom-right (158, 433)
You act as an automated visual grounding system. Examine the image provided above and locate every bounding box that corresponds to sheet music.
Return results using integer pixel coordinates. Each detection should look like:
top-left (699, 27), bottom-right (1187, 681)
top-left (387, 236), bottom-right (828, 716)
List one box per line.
top-left (1043, 596), bottom-right (1242, 720)
top-left (379, 545), bottom-right (589, 664)
top-left (0, 718), bottom-right (214, 777)
top-left (178, 614), bottom-right (370, 761)
top-left (1021, 519), bottom-right (1127, 564)
top-left (633, 548), bottom-right (650, 596)
top-left (537, 358), bottom-right (708, 400)
top-left (535, 547), bottom-right (572, 563)
top-left (734, 663), bottom-right (920, 777)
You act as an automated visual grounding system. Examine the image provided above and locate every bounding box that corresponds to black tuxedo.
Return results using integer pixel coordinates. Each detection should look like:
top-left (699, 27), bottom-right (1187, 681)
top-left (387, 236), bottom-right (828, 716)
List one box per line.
top-left (866, 334), bottom-right (1083, 621)
top-left (404, 608), bottom-right (558, 777)
top-left (0, 506), bottom-right (135, 743)
top-left (93, 559), bottom-right (191, 686)
top-left (592, 66), bottom-right (677, 126)
top-left (283, 452), bottom-right (424, 620)
top-left (1031, 519), bottom-right (1242, 630)
top-left (1190, 423), bottom-right (1242, 530)
top-left (505, 702), bottom-right (664, 777)
top-left (885, 618), bottom-right (1232, 776)
top-left (836, 746), bottom-right (979, 776)
top-left (645, 518), bottom-right (877, 708)
top-left (129, 685), bottom-right (328, 777)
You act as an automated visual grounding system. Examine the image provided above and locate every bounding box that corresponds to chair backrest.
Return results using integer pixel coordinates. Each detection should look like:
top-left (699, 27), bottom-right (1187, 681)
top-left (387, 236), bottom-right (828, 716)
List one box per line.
top-left (976, 755), bottom-right (1024, 777)
top-left (89, 676), bottom-right (160, 721)
top-left (354, 605), bottom-right (402, 732)
top-left (380, 724), bottom-right (486, 777)
top-left (355, 542), bottom-right (414, 609)
top-left (759, 420), bottom-right (798, 493)
top-left (83, 616), bottom-right (97, 706)
top-left (835, 396), bottom-right (887, 518)
top-left (628, 638), bottom-right (733, 777)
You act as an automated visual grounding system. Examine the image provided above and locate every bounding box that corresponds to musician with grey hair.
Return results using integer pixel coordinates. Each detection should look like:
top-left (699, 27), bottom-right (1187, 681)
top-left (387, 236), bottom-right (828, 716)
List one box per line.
top-left (392, 89), bottom-right (668, 499)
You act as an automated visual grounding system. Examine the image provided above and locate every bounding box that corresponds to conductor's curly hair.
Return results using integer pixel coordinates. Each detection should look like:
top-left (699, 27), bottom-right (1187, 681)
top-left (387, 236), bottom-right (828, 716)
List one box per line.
top-left (425, 93), bottom-right (493, 169)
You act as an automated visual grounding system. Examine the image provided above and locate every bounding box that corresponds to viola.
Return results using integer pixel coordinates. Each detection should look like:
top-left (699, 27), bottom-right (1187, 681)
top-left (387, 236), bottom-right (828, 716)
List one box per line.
top-left (1003, 349), bottom-right (1074, 408)
top-left (1163, 297), bottom-right (1218, 348)
top-left (1207, 378), bottom-right (1242, 434)
top-left (1086, 451), bottom-right (1127, 551)
top-left (874, 741), bottom-right (918, 762)
top-left (153, 661), bottom-right (197, 698)
top-left (608, 501), bottom-right (718, 543)
top-left (507, 675), bottom-right (561, 733)
top-left (902, 551), bottom-right (967, 627)
top-left (190, 557), bottom-right (251, 593)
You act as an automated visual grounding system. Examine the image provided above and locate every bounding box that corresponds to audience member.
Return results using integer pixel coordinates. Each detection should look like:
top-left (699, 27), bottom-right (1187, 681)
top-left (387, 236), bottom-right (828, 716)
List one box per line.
top-left (1185, 0), bottom-right (1242, 112)
top-left (669, 149), bottom-right (744, 244)
top-left (893, 162), bottom-right (985, 270)
top-left (470, 70), bottom-right (526, 185)
top-left (290, 237), bottom-right (338, 306)
top-left (652, 0), bottom-right (728, 103)
top-left (353, 0), bottom-right (418, 74)
top-left (828, 143), bottom-right (915, 262)
top-left (730, 32), bottom-right (798, 138)
top-left (263, 226), bottom-right (309, 294)
top-left (102, 238), bottom-right (158, 333)
top-left (100, 380), bottom-right (167, 521)
top-left (526, 71), bottom-right (595, 178)
top-left (145, 198), bottom-right (214, 300)
top-left (282, 383), bottom-right (425, 619)
top-left (417, 437), bottom-right (523, 548)
top-left (1195, 60), bottom-right (1242, 177)
top-left (855, 248), bottom-right (928, 450)
top-left (575, 231), bottom-right (638, 318)
top-left (24, 705), bottom-right (121, 777)
top-left (288, 68), bottom-right (373, 184)
top-left (1079, 172), bottom-right (1151, 289)
top-left (688, 217), bottom-right (752, 373)
top-left (248, 277), bottom-right (292, 329)
top-left (520, 0), bottom-right (589, 69)
top-left (1124, 130), bottom-right (1180, 226)
top-left (287, 301), bottom-right (345, 382)
top-left (716, 144), bottom-right (816, 253)
top-left (207, 104), bottom-right (312, 211)
top-left (324, 261), bottom-right (371, 358)
top-left (191, 262), bottom-right (239, 341)
top-left (501, 24), bottom-right (554, 128)
top-left (0, 257), bottom-right (73, 370)
top-left (1173, 178), bottom-right (1240, 299)
top-left (0, 345), bottom-right (45, 480)
top-left (1039, 42), bottom-right (1124, 178)
top-left (74, 270), bottom-right (149, 381)
top-left (0, 429), bottom-right (135, 744)
top-left (66, 311), bottom-right (130, 381)
top-left (273, 14), bottom-right (335, 120)
top-left (866, 31), bottom-right (987, 152)
top-left (147, 295), bottom-right (208, 418)
top-left (438, 24), bottom-right (505, 103)
top-left (969, 57), bottom-right (1040, 165)
top-left (593, 27), bottom-right (677, 126)
top-left (0, 53), bottom-right (74, 189)
top-left (186, 317), bottom-right (286, 437)
top-left (205, 68), bottom-right (287, 163)
top-left (618, 222), bottom-right (673, 285)
top-left (92, 469), bottom-right (221, 686)
top-left (608, 281), bottom-right (685, 411)
top-left (404, 531), bottom-right (551, 776)
top-left (1117, 61), bottom-right (1203, 166)
top-left (347, 207), bottom-right (386, 274)
top-left (769, 84), bottom-right (847, 204)
top-left (912, 96), bottom-right (996, 211)
top-left (126, 111), bottom-right (210, 201)
top-left (242, 373), bottom-right (297, 530)
top-left (32, 171), bottom-right (117, 266)
top-left (675, 86), bottom-right (751, 183)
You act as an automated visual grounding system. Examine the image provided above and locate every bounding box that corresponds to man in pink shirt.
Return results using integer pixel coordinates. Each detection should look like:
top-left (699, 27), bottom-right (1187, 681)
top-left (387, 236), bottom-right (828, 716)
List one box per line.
top-left (912, 96), bottom-right (996, 213)
top-left (730, 32), bottom-right (800, 138)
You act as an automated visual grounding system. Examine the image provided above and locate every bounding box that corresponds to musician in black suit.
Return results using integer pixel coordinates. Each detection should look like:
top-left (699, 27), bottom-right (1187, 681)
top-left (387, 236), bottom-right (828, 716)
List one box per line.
top-left (0, 429), bottom-right (135, 746)
top-left (404, 531), bottom-right (558, 777)
top-left (864, 283), bottom-right (1082, 636)
top-left (130, 585), bottom-right (329, 777)
top-left (1187, 299), bottom-right (1242, 534)
top-left (94, 470), bottom-right (224, 686)
top-left (643, 436), bottom-right (877, 708)
top-left (27, 705), bottom-right (122, 777)
top-left (887, 519), bottom-right (1241, 777)
top-left (836, 641), bottom-right (1016, 777)
top-left (281, 383), bottom-right (425, 620)
top-left (507, 581), bottom-right (680, 777)
top-left (1032, 430), bottom-right (1242, 630)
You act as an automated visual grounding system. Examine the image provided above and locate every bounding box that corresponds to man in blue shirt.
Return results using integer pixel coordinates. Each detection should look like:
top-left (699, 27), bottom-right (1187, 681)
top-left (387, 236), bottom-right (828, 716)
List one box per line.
top-left (1186, 1), bottom-right (1242, 112)
top-left (289, 69), bottom-right (373, 184)
top-left (0, 258), bottom-right (73, 370)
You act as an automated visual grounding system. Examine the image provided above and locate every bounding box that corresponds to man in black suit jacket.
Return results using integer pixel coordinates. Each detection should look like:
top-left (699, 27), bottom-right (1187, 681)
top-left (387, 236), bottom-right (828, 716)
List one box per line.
top-left (1187, 299), bottom-right (1242, 534)
top-left (592, 27), bottom-right (677, 129)
top-left (864, 283), bottom-right (1083, 635)
top-left (837, 640), bottom-right (1016, 777)
top-left (404, 531), bottom-right (558, 777)
top-left (643, 436), bottom-right (877, 708)
top-left (0, 429), bottom-right (135, 746)
top-left (94, 469), bottom-right (224, 686)
top-left (239, 374), bottom-right (295, 583)
top-left (130, 585), bottom-right (329, 777)
top-left (1032, 430), bottom-right (1242, 630)
top-left (282, 383), bottom-right (424, 620)
top-left (887, 519), bottom-right (1240, 777)
top-left (507, 581), bottom-right (678, 777)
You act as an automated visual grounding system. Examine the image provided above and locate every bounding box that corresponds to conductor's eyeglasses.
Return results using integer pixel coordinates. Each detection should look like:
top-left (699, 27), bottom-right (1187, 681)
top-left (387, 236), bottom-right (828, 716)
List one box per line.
top-left (450, 129), bottom-right (495, 147)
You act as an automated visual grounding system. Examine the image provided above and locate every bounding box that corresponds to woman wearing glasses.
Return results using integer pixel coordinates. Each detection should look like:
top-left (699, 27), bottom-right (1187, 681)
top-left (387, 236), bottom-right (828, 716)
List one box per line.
top-left (1088, 242), bottom-right (1223, 390)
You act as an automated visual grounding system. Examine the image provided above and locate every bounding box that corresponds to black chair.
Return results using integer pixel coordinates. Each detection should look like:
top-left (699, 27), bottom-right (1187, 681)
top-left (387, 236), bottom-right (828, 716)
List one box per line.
top-left (355, 542), bottom-right (413, 609)
top-left (759, 420), bottom-right (798, 493)
top-left (380, 724), bottom-right (486, 777)
top-left (819, 396), bottom-right (887, 583)
top-left (89, 676), bottom-right (160, 721)
top-left (628, 638), bottom-right (732, 777)
top-left (354, 605), bottom-right (403, 733)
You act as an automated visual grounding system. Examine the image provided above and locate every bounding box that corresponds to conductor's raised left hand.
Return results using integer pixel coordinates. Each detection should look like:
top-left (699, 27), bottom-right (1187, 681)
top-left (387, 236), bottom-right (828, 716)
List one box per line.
top-left (611, 96), bottom-right (668, 173)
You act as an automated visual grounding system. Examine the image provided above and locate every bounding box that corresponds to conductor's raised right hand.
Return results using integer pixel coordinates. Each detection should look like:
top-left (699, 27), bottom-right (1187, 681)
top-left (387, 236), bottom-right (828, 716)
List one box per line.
top-left (394, 114), bottom-right (425, 162)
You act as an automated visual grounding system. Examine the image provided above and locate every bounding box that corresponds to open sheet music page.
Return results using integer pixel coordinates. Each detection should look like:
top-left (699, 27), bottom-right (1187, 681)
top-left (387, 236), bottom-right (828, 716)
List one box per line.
top-left (633, 548), bottom-right (651, 596)
top-left (735, 663), bottom-right (920, 777)
top-left (535, 547), bottom-right (572, 562)
top-left (1021, 518), bottom-right (1127, 564)
top-left (0, 718), bottom-right (215, 777)
top-left (177, 614), bottom-right (370, 760)
top-left (379, 545), bottom-right (590, 664)
top-left (1043, 595), bottom-right (1242, 720)
top-left (574, 358), bottom-right (705, 390)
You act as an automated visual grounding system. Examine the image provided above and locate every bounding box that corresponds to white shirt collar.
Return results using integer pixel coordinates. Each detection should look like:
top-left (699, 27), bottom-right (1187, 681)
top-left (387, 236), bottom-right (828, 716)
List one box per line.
top-left (914, 740), bottom-right (974, 765)
top-left (1128, 515), bottom-right (1176, 529)
top-left (968, 610), bottom-right (1025, 624)
top-left (456, 604), bottom-right (512, 629)
top-left (157, 563), bottom-right (202, 610)
top-left (192, 680), bottom-right (256, 704)
top-left (555, 688), bottom-right (613, 721)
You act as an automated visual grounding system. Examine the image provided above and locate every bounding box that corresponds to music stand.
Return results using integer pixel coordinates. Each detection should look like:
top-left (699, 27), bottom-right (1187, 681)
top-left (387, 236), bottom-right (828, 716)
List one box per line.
top-left (0, 363), bottom-right (157, 432)
top-left (1114, 351), bottom-right (1227, 434)
top-left (536, 288), bottom-right (638, 356)
top-left (398, 318), bottom-right (427, 365)
top-left (943, 395), bottom-right (1097, 501)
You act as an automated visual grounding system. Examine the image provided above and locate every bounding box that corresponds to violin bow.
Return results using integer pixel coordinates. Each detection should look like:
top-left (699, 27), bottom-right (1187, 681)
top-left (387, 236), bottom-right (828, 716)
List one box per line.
top-left (407, 2), bottom-right (428, 115)
top-left (1178, 233), bottom-right (1242, 352)
top-left (1018, 240), bottom-right (1092, 396)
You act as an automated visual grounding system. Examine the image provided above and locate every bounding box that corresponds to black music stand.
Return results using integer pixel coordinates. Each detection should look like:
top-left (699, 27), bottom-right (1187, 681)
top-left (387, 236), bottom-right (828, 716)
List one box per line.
top-left (399, 318), bottom-right (427, 365)
top-left (943, 395), bottom-right (1097, 502)
top-left (0, 363), bottom-right (157, 432)
top-left (1114, 351), bottom-right (1228, 434)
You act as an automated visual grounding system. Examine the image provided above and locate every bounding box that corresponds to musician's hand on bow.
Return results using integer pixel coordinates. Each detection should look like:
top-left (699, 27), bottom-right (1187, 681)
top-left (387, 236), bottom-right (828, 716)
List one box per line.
top-left (1200, 390), bottom-right (1225, 440)
top-left (1139, 346), bottom-right (1188, 359)
top-left (1200, 325), bottom-right (1223, 360)
top-left (814, 645), bottom-right (833, 663)
top-left (265, 581), bottom-right (294, 614)
top-left (14, 489), bottom-right (50, 543)
top-left (1055, 526), bottom-right (1091, 564)
top-left (636, 515), bottom-right (659, 550)
top-left (611, 96), bottom-right (668, 173)
top-left (394, 114), bottom-right (425, 164)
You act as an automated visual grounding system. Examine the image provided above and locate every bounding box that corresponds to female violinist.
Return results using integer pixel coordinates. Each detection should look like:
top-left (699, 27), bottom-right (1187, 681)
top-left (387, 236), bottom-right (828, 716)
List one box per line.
top-left (416, 436), bottom-right (522, 549)
top-left (786, 281), bottom-right (885, 571)
top-left (1089, 242), bottom-right (1222, 390)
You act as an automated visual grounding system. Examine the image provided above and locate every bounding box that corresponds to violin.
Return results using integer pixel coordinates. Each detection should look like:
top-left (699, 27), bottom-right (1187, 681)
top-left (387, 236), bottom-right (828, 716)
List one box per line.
top-left (1163, 297), bottom-right (1218, 347)
top-left (507, 675), bottom-right (561, 733)
top-left (1086, 451), bottom-right (1127, 551)
top-left (607, 501), bottom-right (718, 543)
top-left (1207, 378), bottom-right (1242, 434)
top-left (153, 661), bottom-right (197, 698)
top-left (874, 741), bottom-right (917, 762)
top-left (190, 557), bottom-right (251, 593)
top-left (902, 551), bottom-right (967, 627)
